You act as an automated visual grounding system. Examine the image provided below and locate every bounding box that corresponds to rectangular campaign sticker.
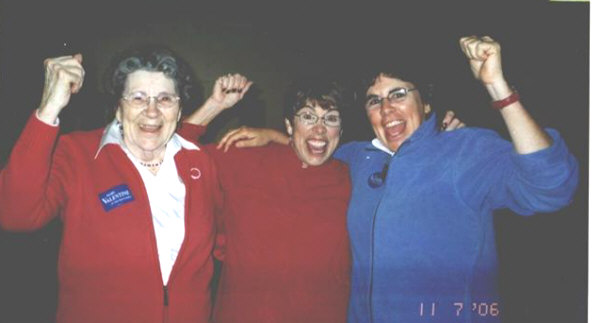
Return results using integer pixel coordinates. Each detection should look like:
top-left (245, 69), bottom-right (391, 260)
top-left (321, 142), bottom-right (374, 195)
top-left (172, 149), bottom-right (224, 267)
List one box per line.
top-left (98, 184), bottom-right (135, 212)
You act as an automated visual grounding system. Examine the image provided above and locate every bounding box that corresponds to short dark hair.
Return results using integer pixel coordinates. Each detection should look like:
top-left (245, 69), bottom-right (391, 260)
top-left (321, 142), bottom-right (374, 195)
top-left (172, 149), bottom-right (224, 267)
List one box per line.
top-left (104, 45), bottom-right (196, 109)
top-left (356, 62), bottom-right (434, 107)
top-left (283, 78), bottom-right (347, 124)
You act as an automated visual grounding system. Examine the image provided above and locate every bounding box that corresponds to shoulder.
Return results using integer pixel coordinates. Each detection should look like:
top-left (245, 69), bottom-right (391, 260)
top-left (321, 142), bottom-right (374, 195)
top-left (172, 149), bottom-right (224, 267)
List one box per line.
top-left (438, 127), bottom-right (501, 140)
top-left (199, 143), bottom-right (281, 172)
top-left (434, 127), bottom-right (509, 150)
top-left (328, 158), bottom-right (350, 175)
top-left (429, 128), bottom-right (515, 174)
top-left (207, 142), bottom-right (274, 160)
top-left (334, 141), bottom-right (371, 162)
top-left (57, 127), bottom-right (105, 157)
top-left (339, 141), bottom-right (371, 150)
top-left (65, 127), bottom-right (104, 140)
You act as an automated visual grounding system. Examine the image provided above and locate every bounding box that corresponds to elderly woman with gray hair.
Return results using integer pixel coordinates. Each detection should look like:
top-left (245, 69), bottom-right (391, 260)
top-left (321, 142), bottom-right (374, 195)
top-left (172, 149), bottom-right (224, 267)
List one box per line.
top-left (0, 47), bottom-right (219, 323)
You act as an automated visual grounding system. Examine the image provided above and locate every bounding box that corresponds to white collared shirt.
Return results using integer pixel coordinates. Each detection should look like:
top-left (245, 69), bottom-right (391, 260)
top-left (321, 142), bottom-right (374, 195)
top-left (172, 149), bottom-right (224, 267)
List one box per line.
top-left (371, 138), bottom-right (395, 156)
top-left (97, 119), bottom-right (199, 284)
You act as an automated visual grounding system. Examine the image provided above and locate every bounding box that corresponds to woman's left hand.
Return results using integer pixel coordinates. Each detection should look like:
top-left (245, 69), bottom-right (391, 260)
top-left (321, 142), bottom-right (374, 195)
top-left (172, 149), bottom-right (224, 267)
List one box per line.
top-left (217, 126), bottom-right (289, 152)
top-left (208, 73), bottom-right (253, 109)
top-left (441, 110), bottom-right (466, 131)
top-left (459, 36), bottom-right (504, 85)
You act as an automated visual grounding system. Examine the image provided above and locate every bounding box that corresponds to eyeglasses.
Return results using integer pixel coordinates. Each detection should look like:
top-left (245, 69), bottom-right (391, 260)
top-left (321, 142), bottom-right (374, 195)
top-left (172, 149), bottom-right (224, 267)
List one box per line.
top-left (121, 92), bottom-right (180, 109)
top-left (295, 111), bottom-right (342, 128)
top-left (365, 87), bottom-right (417, 110)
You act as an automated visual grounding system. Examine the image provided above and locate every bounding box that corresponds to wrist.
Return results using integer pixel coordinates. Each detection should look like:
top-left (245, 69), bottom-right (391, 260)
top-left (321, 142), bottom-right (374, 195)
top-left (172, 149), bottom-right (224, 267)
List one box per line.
top-left (204, 97), bottom-right (227, 111)
top-left (187, 98), bottom-right (226, 126)
top-left (36, 108), bottom-right (60, 126)
top-left (491, 88), bottom-right (519, 110)
top-left (266, 129), bottom-right (290, 145)
top-left (484, 78), bottom-right (511, 100)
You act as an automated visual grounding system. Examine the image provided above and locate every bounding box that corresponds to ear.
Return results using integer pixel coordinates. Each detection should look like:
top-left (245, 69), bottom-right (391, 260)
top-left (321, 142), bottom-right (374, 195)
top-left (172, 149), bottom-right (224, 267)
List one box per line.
top-left (177, 109), bottom-right (182, 122)
top-left (115, 106), bottom-right (123, 122)
top-left (424, 103), bottom-right (432, 115)
top-left (285, 118), bottom-right (293, 136)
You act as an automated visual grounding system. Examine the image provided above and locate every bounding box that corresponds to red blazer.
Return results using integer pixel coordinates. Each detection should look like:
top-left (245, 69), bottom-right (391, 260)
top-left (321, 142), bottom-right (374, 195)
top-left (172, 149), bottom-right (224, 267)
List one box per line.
top-left (0, 114), bottom-right (219, 323)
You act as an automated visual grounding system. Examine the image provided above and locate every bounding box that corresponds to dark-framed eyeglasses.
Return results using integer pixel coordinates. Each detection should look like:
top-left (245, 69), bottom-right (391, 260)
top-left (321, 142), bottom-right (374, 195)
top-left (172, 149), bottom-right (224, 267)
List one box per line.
top-left (121, 91), bottom-right (180, 109)
top-left (294, 111), bottom-right (342, 128)
top-left (365, 87), bottom-right (417, 111)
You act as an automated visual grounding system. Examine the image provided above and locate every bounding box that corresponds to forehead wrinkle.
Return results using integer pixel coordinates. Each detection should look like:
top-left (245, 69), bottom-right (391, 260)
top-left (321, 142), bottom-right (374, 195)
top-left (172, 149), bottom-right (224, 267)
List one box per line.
top-left (298, 106), bottom-right (340, 117)
top-left (124, 70), bottom-right (177, 95)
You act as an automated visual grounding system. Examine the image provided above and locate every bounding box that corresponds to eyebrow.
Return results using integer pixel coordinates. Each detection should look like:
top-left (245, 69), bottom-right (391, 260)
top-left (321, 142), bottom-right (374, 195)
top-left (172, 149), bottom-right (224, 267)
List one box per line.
top-left (126, 90), bottom-right (177, 95)
top-left (387, 87), bottom-right (405, 95)
top-left (298, 107), bottom-right (340, 115)
top-left (366, 87), bottom-right (405, 99)
top-left (298, 106), bottom-right (317, 112)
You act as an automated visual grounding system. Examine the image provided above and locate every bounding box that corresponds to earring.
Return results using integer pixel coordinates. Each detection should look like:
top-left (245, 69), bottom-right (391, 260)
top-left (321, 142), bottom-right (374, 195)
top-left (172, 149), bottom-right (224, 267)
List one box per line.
top-left (117, 121), bottom-right (124, 138)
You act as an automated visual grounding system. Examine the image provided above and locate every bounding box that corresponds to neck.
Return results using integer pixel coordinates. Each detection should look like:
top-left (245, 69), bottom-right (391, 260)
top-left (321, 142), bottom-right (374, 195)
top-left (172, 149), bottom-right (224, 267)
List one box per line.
top-left (124, 143), bottom-right (167, 164)
top-left (134, 151), bottom-right (164, 175)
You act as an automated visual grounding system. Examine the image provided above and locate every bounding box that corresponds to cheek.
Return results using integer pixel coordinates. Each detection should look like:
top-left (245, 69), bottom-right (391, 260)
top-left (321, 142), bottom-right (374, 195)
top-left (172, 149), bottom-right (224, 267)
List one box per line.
top-left (291, 124), bottom-right (309, 141)
top-left (290, 130), bottom-right (303, 148)
top-left (327, 128), bottom-right (341, 142)
top-left (367, 111), bottom-right (381, 127)
top-left (120, 108), bottom-right (140, 123)
top-left (116, 106), bottom-right (126, 122)
top-left (409, 109), bottom-right (426, 125)
top-left (170, 109), bottom-right (182, 122)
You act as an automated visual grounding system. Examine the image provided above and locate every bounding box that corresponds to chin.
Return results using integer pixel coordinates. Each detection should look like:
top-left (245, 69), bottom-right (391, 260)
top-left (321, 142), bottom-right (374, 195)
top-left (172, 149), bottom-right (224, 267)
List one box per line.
top-left (306, 155), bottom-right (330, 166)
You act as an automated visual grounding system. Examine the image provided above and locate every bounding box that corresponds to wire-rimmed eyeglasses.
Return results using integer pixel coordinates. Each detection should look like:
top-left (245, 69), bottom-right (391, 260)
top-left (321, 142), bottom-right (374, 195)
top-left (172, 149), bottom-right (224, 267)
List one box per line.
top-left (122, 91), bottom-right (180, 109)
top-left (294, 111), bottom-right (342, 128)
top-left (365, 87), bottom-right (417, 111)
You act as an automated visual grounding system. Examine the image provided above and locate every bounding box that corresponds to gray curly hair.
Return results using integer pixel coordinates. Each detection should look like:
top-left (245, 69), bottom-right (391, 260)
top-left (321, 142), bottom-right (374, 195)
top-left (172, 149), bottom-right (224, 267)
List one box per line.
top-left (104, 45), bottom-right (195, 108)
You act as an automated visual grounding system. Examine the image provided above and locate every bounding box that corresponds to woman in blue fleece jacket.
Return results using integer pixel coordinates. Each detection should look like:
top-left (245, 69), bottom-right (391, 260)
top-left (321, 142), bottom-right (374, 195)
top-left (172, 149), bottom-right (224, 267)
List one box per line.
top-left (333, 36), bottom-right (579, 323)
top-left (214, 35), bottom-right (579, 323)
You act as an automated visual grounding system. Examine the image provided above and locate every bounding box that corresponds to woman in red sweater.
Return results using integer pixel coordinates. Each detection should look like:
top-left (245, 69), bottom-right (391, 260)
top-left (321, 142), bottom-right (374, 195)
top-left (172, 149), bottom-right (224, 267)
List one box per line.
top-left (181, 77), bottom-right (351, 323)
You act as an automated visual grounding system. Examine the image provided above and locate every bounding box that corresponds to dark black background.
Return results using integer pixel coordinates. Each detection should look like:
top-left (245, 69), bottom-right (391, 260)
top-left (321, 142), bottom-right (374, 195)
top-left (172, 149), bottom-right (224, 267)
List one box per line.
top-left (0, 1), bottom-right (588, 322)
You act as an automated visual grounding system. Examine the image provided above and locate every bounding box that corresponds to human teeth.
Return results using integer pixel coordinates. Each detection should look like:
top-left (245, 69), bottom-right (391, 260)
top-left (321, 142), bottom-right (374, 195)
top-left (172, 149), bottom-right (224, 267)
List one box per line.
top-left (140, 124), bottom-right (160, 130)
top-left (307, 140), bottom-right (326, 148)
top-left (385, 120), bottom-right (404, 128)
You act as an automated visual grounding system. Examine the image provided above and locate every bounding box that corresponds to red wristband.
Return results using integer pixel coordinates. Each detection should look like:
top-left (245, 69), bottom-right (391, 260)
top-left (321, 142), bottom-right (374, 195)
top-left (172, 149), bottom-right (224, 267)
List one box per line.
top-left (491, 91), bottom-right (520, 110)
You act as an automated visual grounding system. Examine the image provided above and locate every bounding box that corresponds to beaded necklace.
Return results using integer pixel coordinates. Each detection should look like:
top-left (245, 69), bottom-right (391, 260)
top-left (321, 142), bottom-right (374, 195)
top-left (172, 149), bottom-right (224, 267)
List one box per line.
top-left (139, 159), bottom-right (163, 168)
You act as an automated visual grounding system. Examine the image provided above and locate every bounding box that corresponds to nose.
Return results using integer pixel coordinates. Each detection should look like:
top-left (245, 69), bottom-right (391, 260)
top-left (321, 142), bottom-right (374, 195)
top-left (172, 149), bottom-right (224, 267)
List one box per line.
top-left (313, 122), bottom-right (327, 134)
top-left (380, 98), bottom-right (394, 116)
top-left (144, 98), bottom-right (160, 117)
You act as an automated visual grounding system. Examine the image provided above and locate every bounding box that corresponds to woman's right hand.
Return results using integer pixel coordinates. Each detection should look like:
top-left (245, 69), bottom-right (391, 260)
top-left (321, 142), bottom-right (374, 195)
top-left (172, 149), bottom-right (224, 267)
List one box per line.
top-left (217, 126), bottom-right (289, 152)
top-left (38, 54), bottom-right (85, 124)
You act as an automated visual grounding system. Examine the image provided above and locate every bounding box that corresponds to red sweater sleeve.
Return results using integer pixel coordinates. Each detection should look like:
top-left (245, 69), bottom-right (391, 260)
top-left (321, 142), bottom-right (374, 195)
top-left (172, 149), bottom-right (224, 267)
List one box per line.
top-left (0, 113), bottom-right (68, 231)
top-left (178, 122), bottom-right (207, 144)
